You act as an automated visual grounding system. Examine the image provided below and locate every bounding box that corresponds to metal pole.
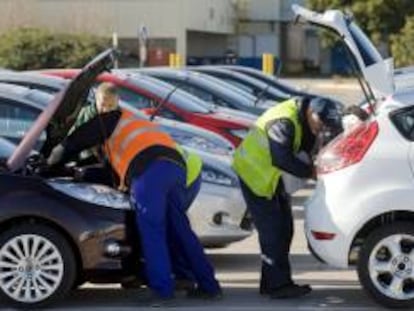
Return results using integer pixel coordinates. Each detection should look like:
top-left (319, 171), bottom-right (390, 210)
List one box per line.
top-left (112, 32), bottom-right (119, 68)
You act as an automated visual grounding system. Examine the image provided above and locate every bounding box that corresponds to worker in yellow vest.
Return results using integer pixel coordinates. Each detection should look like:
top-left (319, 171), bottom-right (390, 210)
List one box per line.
top-left (233, 97), bottom-right (342, 299)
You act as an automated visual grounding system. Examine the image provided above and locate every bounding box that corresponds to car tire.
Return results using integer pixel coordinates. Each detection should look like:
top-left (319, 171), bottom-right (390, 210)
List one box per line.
top-left (0, 223), bottom-right (76, 308)
top-left (357, 222), bottom-right (414, 309)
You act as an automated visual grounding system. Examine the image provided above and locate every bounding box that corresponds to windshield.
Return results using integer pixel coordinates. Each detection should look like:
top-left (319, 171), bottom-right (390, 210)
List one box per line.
top-left (169, 72), bottom-right (259, 108)
top-left (347, 21), bottom-right (383, 67)
top-left (195, 73), bottom-right (257, 104)
top-left (126, 76), bottom-right (211, 114)
top-left (0, 137), bottom-right (15, 159)
top-left (26, 91), bottom-right (54, 106)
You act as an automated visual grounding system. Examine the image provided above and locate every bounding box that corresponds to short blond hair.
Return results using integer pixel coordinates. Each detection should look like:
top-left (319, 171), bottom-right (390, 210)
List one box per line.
top-left (95, 82), bottom-right (119, 113)
top-left (96, 82), bottom-right (118, 97)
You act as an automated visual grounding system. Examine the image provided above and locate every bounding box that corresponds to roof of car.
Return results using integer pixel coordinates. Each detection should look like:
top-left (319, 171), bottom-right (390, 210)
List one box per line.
top-left (134, 67), bottom-right (258, 103)
top-left (0, 83), bottom-right (50, 110)
top-left (0, 72), bottom-right (67, 91)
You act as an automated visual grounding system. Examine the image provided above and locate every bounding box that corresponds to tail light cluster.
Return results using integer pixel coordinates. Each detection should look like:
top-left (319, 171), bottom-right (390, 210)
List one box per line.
top-left (317, 121), bottom-right (379, 174)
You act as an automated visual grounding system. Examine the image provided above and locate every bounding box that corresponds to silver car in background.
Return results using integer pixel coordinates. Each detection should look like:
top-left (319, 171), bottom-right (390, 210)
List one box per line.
top-left (0, 82), bottom-right (252, 247)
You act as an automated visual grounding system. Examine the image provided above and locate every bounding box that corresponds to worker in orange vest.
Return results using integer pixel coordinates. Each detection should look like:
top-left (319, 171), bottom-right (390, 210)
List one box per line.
top-left (47, 82), bottom-right (222, 303)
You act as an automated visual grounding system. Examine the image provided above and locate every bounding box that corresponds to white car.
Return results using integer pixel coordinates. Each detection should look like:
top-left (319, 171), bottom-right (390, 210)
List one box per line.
top-left (293, 5), bottom-right (414, 308)
top-left (394, 66), bottom-right (414, 92)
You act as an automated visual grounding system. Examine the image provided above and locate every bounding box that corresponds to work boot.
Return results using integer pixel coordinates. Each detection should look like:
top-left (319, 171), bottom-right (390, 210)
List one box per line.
top-left (186, 287), bottom-right (223, 300)
top-left (149, 296), bottom-right (176, 308)
top-left (175, 279), bottom-right (196, 291)
top-left (121, 276), bottom-right (143, 289)
top-left (137, 289), bottom-right (176, 308)
top-left (269, 284), bottom-right (312, 299)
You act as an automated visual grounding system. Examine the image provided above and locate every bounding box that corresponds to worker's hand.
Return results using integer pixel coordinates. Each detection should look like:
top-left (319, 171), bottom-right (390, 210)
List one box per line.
top-left (46, 144), bottom-right (65, 167)
top-left (25, 154), bottom-right (48, 176)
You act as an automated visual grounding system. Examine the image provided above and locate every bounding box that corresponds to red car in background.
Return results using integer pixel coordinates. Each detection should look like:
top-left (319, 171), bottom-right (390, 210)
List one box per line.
top-left (40, 69), bottom-right (251, 146)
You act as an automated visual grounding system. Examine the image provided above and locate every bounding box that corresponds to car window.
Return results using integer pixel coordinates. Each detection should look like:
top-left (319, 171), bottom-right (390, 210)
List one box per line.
top-left (26, 91), bottom-right (54, 106)
top-left (117, 87), bottom-right (157, 109)
top-left (169, 89), bottom-right (211, 114)
top-left (0, 101), bottom-right (38, 120)
top-left (0, 99), bottom-right (41, 144)
top-left (15, 82), bottom-right (61, 94)
top-left (391, 107), bottom-right (414, 141)
top-left (220, 77), bottom-right (256, 94)
top-left (347, 21), bottom-right (383, 67)
top-left (0, 138), bottom-right (15, 158)
top-left (128, 76), bottom-right (211, 114)
top-left (164, 79), bottom-right (214, 103)
top-left (157, 107), bottom-right (183, 121)
top-left (156, 74), bottom-right (256, 109)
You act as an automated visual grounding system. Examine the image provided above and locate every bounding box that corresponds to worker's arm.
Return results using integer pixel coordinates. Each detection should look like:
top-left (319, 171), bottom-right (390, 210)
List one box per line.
top-left (47, 111), bottom-right (121, 167)
top-left (68, 104), bottom-right (98, 135)
top-left (267, 118), bottom-right (313, 178)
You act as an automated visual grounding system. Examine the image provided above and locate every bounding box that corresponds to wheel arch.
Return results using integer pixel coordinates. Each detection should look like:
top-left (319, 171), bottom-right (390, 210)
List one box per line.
top-left (349, 210), bottom-right (414, 265)
top-left (0, 216), bottom-right (83, 282)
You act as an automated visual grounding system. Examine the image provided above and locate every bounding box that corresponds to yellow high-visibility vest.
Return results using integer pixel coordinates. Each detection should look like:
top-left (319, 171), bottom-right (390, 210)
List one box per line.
top-left (232, 99), bottom-right (302, 199)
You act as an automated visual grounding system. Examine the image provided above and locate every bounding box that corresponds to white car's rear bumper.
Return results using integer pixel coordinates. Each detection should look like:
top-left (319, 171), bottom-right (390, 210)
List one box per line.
top-left (304, 177), bottom-right (354, 268)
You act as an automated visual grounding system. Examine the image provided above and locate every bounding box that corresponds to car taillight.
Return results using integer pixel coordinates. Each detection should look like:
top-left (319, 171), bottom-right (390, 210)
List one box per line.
top-left (317, 121), bottom-right (378, 174)
top-left (311, 230), bottom-right (336, 241)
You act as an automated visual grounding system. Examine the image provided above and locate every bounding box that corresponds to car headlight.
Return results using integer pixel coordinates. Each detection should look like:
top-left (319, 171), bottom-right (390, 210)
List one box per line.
top-left (229, 129), bottom-right (248, 139)
top-left (170, 132), bottom-right (232, 155)
top-left (201, 166), bottom-right (237, 187)
top-left (48, 180), bottom-right (132, 210)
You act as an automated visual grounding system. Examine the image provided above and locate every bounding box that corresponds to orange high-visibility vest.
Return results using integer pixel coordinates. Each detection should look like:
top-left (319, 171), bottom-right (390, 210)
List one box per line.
top-left (104, 109), bottom-right (177, 186)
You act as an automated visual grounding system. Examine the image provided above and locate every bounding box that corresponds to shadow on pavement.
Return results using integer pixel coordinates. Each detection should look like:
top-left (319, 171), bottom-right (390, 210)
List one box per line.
top-left (49, 286), bottom-right (382, 310)
top-left (209, 253), bottom-right (343, 273)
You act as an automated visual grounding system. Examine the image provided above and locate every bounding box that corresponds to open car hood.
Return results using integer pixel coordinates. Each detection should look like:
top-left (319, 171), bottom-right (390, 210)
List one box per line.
top-left (7, 49), bottom-right (115, 172)
top-left (291, 5), bottom-right (395, 98)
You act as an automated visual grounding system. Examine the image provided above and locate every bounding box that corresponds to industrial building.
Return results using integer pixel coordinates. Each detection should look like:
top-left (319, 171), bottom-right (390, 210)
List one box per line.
top-left (0, 0), bottom-right (325, 73)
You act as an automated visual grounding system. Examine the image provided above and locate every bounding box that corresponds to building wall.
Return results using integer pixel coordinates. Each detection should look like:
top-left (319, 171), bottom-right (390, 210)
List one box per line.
top-left (280, 0), bottom-right (305, 21)
top-left (187, 32), bottom-right (230, 57)
top-left (36, 0), bottom-right (182, 37)
top-left (237, 0), bottom-right (281, 21)
top-left (16, 0), bottom-right (236, 62)
top-left (183, 0), bottom-right (235, 34)
top-left (0, 0), bottom-right (36, 31)
top-left (0, 0), bottom-right (325, 73)
top-left (236, 1), bottom-right (282, 63)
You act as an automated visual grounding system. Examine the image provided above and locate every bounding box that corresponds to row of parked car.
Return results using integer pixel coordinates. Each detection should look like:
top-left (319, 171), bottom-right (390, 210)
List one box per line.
top-left (0, 34), bottom-right (335, 306)
top-left (2, 3), bottom-right (414, 309)
top-left (0, 59), bottom-right (325, 247)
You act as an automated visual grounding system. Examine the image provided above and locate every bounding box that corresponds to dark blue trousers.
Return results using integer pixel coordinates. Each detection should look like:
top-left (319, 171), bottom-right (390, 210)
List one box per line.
top-left (239, 179), bottom-right (294, 293)
top-left (130, 160), bottom-right (220, 298)
top-left (168, 176), bottom-right (201, 283)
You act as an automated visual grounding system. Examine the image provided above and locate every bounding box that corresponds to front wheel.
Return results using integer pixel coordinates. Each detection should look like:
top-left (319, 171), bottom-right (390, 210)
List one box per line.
top-left (0, 223), bottom-right (77, 308)
top-left (357, 222), bottom-right (414, 309)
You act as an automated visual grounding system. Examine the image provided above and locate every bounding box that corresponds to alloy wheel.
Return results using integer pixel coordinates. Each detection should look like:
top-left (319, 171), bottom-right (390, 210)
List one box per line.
top-left (369, 234), bottom-right (414, 300)
top-left (0, 234), bottom-right (64, 304)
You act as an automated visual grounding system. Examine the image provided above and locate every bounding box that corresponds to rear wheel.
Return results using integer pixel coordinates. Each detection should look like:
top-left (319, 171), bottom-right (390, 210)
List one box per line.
top-left (357, 222), bottom-right (414, 308)
top-left (0, 223), bottom-right (76, 308)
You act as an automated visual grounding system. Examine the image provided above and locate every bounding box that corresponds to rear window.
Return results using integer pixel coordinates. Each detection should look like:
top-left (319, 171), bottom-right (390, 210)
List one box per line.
top-left (126, 76), bottom-right (211, 114)
top-left (390, 107), bottom-right (414, 141)
top-left (26, 91), bottom-right (53, 106)
top-left (0, 138), bottom-right (15, 158)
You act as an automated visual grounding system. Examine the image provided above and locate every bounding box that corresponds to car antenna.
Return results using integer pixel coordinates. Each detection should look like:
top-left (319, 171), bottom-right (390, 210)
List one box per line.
top-left (149, 75), bottom-right (190, 121)
top-left (253, 84), bottom-right (272, 107)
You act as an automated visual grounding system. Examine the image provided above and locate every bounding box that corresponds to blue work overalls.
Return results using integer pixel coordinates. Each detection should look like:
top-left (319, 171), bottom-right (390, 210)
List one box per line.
top-left (130, 159), bottom-right (220, 298)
